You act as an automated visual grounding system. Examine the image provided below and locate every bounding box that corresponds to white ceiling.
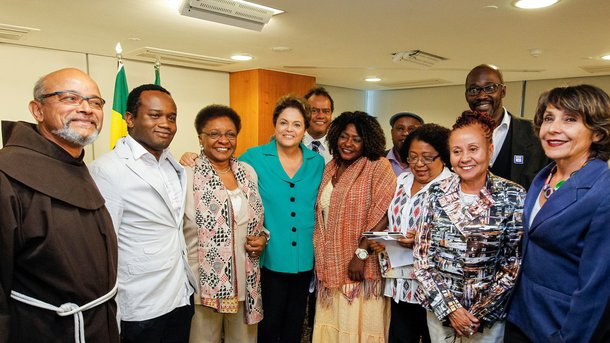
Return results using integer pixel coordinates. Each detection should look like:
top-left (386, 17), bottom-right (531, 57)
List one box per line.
top-left (2, 0), bottom-right (610, 90)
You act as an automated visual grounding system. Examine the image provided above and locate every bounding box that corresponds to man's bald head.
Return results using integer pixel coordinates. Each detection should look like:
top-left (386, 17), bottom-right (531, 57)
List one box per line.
top-left (465, 64), bottom-right (504, 85)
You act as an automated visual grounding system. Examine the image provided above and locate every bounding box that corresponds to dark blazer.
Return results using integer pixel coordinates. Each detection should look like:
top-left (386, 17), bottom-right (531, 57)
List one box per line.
top-left (490, 113), bottom-right (550, 190)
top-left (507, 159), bottom-right (610, 343)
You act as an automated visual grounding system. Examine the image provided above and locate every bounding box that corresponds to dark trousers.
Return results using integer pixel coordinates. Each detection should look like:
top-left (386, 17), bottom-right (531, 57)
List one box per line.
top-left (121, 301), bottom-right (194, 343)
top-left (504, 321), bottom-right (533, 343)
top-left (258, 268), bottom-right (312, 343)
top-left (388, 301), bottom-right (431, 343)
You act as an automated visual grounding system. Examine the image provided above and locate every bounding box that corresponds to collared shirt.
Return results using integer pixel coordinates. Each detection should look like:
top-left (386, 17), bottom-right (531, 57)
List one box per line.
top-left (126, 135), bottom-right (184, 223)
top-left (90, 135), bottom-right (194, 322)
top-left (382, 167), bottom-right (453, 303)
top-left (491, 108), bottom-right (511, 167)
top-left (303, 131), bottom-right (332, 164)
top-left (386, 148), bottom-right (410, 176)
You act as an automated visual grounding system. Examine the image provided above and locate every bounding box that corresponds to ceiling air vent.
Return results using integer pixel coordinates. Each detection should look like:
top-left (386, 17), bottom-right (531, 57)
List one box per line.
top-left (392, 50), bottom-right (448, 67)
top-left (0, 23), bottom-right (40, 41)
top-left (180, 0), bottom-right (283, 32)
top-left (379, 79), bottom-right (451, 89)
top-left (125, 47), bottom-right (236, 69)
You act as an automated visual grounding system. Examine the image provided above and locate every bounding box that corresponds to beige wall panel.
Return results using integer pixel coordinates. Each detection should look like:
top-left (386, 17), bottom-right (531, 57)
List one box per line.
top-left (522, 75), bottom-right (610, 120)
top-left (370, 82), bottom-right (524, 149)
top-left (320, 85), bottom-right (366, 118)
top-left (0, 44), bottom-right (87, 151)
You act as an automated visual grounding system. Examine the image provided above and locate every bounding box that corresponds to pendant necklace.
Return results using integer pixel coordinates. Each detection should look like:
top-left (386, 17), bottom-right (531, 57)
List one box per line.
top-left (542, 159), bottom-right (591, 199)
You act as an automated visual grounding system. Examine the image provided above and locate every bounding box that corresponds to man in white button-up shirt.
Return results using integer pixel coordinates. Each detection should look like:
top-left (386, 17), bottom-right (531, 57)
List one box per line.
top-left (90, 84), bottom-right (195, 343)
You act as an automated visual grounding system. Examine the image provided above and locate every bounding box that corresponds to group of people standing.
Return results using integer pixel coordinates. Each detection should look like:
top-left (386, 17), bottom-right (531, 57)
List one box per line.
top-left (1, 64), bottom-right (610, 343)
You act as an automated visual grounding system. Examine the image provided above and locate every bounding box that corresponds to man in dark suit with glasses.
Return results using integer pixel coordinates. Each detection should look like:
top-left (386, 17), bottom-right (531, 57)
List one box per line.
top-left (465, 64), bottom-right (548, 189)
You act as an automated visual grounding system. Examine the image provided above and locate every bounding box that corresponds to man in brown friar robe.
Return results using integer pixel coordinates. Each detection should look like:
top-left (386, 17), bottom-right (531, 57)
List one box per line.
top-left (0, 68), bottom-right (119, 343)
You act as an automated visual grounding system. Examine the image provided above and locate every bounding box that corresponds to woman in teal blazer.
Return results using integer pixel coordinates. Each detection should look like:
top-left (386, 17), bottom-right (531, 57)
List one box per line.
top-left (240, 95), bottom-right (324, 343)
top-left (506, 85), bottom-right (610, 343)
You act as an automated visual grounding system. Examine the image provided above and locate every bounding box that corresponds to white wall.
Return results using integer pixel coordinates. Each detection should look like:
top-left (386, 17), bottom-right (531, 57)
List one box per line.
top-left (320, 85), bottom-right (366, 117)
top-left (0, 44), bottom-right (229, 162)
top-left (370, 77), bottom-right (610, 150)
top-left (4, 43), bottom-right (610, 159)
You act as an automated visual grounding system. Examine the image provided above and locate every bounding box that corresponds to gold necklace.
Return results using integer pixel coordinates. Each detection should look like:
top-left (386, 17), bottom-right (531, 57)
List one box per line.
top-left (213, 165), bottom-right (232, 175)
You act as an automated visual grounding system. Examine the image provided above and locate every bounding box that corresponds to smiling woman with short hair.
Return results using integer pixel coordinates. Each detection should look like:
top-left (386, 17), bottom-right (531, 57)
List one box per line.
top-left (414, 111), bottom-right (526, 342)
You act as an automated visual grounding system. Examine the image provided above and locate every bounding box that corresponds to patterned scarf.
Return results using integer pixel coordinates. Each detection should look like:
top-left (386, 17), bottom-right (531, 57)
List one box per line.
top-left (193, 155), bottom-right (264, 324)
top-left (314, 157), bottom-right (396, 303)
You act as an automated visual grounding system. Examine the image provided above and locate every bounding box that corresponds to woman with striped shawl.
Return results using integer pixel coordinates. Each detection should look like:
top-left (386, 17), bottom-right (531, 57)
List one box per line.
top-left (312, 111), bottom-right (397, 343)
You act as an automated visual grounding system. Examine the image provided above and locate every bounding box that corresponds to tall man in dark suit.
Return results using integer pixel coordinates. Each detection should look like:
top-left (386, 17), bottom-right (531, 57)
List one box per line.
top-left (465, 64), bottom-right (549, 189)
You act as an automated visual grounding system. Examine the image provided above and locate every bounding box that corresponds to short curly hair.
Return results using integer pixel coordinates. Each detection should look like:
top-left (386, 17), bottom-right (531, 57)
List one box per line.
top-left (272, 95), bottom-right (311, 129)
top-left (534, 84), bottom-right (610, 161)
top-left (400, 123), bottom-right (451, 166)
top-left (327, 111), bottom-right (386, 161)
top-left (451, 110), bottom-right (495, 145)
top-left (194, 104), bottom-right (241, 134)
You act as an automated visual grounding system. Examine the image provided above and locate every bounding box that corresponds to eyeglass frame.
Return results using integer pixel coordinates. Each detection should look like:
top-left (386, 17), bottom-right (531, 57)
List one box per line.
top-left (38, 90), bottom-right (106, 110)
top-left (406, 154), bottom-right (441, 165)
top-left (199, 131), bottom-right (238, 141)
top-left (465, 83), bottom-right (504, 96)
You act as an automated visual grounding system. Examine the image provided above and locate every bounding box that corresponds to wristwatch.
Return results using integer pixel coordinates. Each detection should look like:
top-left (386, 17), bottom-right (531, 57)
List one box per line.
top-left (355, 248), bottom-right (369, 260)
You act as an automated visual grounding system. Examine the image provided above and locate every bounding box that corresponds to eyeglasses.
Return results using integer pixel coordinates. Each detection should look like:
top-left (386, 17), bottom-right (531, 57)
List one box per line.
top-left (406, 155), bottom-right (440, 165)
top-left (465, 83), bottom-right (504, 96)
top-left (311, 108), bottom-right (332, 115)
top-left (39, 91), bottom-right (106, 110)
top-left (200, 131), bottom-right (238, 141)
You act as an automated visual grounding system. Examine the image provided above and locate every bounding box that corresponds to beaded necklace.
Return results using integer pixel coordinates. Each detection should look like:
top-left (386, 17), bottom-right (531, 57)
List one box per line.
top-left (542, 159), bottom-right (591, 199)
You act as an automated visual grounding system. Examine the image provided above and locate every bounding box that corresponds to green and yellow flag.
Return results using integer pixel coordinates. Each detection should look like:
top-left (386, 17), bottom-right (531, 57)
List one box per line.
top-left (154, 62), bottom-right (161, 86)
top-left (109, 62), bottom-right (128, 149)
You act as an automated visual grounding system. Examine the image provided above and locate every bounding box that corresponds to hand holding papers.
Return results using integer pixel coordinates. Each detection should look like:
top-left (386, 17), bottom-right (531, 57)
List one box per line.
top-left (364, 231), bottom-right (414, 267)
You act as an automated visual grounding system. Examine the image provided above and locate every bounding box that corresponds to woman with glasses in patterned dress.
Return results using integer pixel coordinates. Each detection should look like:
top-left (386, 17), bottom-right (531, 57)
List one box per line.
top-left (369, 123), bottom-right (453, 343)
top-left (183, 105), bottom-right (267, 343)
top-left (413, 111), bottom-right (526, 342)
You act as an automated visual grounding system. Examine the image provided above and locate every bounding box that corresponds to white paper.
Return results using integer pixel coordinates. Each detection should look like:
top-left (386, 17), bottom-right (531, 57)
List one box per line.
top-left (368, 236), bottom-right (413, 267)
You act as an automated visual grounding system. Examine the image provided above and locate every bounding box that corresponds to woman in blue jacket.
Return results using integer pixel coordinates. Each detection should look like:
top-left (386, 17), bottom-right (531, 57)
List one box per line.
top-left (506, 84), bottom-right (610, 343)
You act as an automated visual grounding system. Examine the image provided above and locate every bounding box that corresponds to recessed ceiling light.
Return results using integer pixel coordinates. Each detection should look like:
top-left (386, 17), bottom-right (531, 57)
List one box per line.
top-left (513, 0), bottom-right (559, 9)
top-left (230, 54), bottom-right (253, 61)
top-left (365, 77), bottom-right (381, 82)
top-left (602, 54), bottom-right (610, 61)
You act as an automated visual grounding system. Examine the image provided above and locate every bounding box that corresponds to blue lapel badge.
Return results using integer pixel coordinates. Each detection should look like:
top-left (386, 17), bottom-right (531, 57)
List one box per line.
top-left (514, 155), bottom-right (524, 164)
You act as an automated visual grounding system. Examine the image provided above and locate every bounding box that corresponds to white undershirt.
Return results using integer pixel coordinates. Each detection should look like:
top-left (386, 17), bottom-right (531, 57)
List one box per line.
top-left (491, 108), bottom-right (511, 167)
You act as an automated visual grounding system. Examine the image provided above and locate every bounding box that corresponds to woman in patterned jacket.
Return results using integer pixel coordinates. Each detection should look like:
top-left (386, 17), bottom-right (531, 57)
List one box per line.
top-left (183, 105), bottom-right (267, 343)
top-left (413, 111), bottom-right (526, 342)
